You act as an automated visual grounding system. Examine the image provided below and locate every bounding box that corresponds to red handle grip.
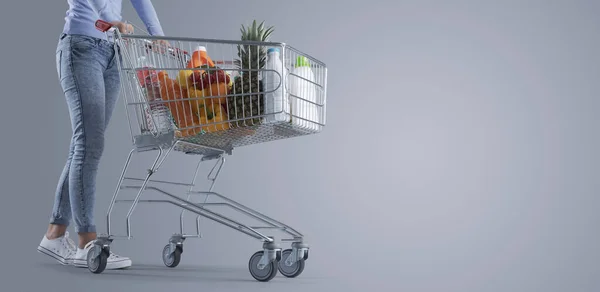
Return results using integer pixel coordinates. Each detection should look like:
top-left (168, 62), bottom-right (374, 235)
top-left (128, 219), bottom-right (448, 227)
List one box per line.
top-left (95, 19), bottom-right (113, 32)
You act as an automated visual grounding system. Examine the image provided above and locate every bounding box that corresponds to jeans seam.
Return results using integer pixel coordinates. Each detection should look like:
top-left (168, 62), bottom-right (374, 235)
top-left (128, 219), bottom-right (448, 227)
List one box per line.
top-left (69, 36), bottom-right (88, 231)
top-left (53, 49), bottom-right (68, 224)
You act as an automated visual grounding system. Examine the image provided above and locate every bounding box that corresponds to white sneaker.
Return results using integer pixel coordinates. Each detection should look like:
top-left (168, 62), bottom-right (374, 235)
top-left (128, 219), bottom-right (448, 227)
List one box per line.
top-left (73, 240), bottom-right (132, 270)
top-left (37, 231), bottom-right (77, 265)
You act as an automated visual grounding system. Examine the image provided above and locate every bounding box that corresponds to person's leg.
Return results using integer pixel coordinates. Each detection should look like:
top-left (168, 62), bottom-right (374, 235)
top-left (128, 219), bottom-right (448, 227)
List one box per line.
top-left (48, 138), bottom-right (74, 236)
top-left (37, 34), bottom-right (82, 265)
top-left (64, 36), bottom-right (109, 241)
top-left (39, 139), bottom-right (78, 264)
top-left (37, 138), bottom-right (76, 263)
top-left (70, 39), bottom-right (132, 270)
top-left (39, 34), bottom-right (108, 265)
top-left (74, 39), bottom-right (121, 248)
top-left (47, 113), bottom-right (77, 239)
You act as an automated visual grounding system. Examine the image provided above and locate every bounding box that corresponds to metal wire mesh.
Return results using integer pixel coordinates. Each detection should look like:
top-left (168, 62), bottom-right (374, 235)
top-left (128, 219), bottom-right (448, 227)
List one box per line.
top-left (113, 34), bottom-right (327, 154)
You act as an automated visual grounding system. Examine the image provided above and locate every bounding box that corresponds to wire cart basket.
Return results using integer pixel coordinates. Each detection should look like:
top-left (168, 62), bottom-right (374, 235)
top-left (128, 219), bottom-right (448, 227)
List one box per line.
top-left (87, 20), bottom-right (327, 281)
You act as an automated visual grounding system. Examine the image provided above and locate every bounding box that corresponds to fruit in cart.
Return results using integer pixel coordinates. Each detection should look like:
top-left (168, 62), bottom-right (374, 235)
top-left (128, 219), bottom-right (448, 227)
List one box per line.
top-left (185, 82), bottom-right (207, 114)
top-left (169, 92), bottom-right (204, 138)
top-left (176, 60), bottom-right (210, 89)
top-left (189, 66), bottom-right (230, 88)
top-left (188, 66), bottom-right (230, 113)
top-left (187, 60), bottom-right (233, 90)
top-left (137, 67), bottom-right (159, 86)
top-left (157, 71), bottom-right (168, 81)
top-left (173, 106), bottom-right (203, 138)
top-left (157, 71), bottom-right (172, 88)
top-left (185, 90), bottom-right (226, 122)
top-left (155, 73), bottom-right (203, 137)
top-left (176, 69), bottom-right (196, 88)
top-left (158, 72), bottom-right (185, 101)
top-left (196, 103), bottom-right (230, 133)
top-left (227, 75), bottom-right (233, 90)
top-left (188, 68), bottom-right (208, 90)
top-left (189, 65), bottom-right (230, 105)
top-left (206, 82), bottom-right (228, 105)
top-left (227, 20), bottom-right (274, 127)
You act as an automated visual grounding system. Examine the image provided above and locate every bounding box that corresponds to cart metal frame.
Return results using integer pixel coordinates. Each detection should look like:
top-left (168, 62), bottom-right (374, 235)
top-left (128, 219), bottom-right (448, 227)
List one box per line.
top-left (86, 20), bottom-right (326, 281)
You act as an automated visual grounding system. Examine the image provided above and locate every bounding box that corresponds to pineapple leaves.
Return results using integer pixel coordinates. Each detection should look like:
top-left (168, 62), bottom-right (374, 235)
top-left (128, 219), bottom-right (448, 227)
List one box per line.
top-left (233, 20), bottom-right (275, 71)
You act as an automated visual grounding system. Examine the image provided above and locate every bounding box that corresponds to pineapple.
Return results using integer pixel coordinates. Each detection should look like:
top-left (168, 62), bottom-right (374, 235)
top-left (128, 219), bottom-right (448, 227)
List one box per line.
top-left (227, 20), bottom-right (275, 127)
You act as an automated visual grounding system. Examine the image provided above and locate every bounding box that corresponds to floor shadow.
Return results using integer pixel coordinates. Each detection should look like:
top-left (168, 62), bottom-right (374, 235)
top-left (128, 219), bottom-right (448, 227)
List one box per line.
top-left (39, 262), bottom-right (250, 282)
top-left (36, 262), bottom-right (322, 284)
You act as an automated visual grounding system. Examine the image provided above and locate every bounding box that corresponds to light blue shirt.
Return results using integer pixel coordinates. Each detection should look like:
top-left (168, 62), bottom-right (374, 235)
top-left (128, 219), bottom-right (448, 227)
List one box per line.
top-left (63, 0), bottom-right (165, 40)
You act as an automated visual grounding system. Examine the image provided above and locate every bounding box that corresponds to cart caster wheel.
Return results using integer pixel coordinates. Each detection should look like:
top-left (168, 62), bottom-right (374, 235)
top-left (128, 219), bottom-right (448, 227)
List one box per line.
top-left (248, 251), bottom-right (278, 282)
top-left (278, 249), bottom-right (305, 278)
top-left (87, 247), bottom-right (108, 274)
top-left (162, 244), bottom-right (182, 268)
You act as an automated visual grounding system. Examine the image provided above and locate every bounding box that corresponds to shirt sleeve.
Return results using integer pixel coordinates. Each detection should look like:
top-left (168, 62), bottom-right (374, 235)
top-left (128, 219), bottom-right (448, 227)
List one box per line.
top-left (86, 0), bottom-right (120, 22)
top-left (130, 0), bottom-right (165, 36)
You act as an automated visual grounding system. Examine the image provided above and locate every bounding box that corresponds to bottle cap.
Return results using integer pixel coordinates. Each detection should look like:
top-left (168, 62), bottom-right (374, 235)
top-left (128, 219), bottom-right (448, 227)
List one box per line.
top-left (267, 48), bottom-right (280, 54)
top-left (195, 46), bottom-right (207, 52)
top-left (295, 56), bottom-right (310, 67)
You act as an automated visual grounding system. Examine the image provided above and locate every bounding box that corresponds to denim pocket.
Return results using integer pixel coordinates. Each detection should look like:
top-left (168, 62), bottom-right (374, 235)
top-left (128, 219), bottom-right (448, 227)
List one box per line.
top-left (70, 35), bottom-right (97, 51)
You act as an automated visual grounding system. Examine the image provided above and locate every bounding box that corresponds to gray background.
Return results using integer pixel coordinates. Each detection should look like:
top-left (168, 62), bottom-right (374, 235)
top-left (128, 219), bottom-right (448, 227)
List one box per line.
top-left (1, 0), bottom-right (599, 291)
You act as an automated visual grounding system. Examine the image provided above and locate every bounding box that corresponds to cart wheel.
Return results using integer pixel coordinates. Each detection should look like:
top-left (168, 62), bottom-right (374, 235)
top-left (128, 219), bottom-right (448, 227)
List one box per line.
top-left (248, 251), bottom-right (278, 282)
top-left (87, 248), bottom-right (108, 274)
top-left (162, 244), bottom-right (182, 268)
top-left (278, 249), bottom-right (305, 278)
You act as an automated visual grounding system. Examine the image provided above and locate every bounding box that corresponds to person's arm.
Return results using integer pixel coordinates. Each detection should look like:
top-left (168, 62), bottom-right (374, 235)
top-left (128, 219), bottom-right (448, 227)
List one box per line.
top-left (130, 0), bottom-right (165, 36)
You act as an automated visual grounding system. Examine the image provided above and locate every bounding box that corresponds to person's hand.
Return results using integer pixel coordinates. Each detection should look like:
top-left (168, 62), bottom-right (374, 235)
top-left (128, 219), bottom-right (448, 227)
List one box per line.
top-left (155, 39), bottom-right (170, 47)
top-left (152, 40), bottom-right (171, 53)
top-left (151, 39), bottom-right (171, 54)
top-left (109, 21), bottom-right (134, 34)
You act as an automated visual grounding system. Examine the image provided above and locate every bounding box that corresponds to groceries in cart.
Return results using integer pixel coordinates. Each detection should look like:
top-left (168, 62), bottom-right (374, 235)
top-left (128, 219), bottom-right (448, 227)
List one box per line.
top-left (134, 20), bottom-right (323, 140)
top-left (263, 47), bottom-right (289, 123)
top-left (137, 56), bottom-right (176, 135)
top-left (290, 56), bottom-right (319, 131)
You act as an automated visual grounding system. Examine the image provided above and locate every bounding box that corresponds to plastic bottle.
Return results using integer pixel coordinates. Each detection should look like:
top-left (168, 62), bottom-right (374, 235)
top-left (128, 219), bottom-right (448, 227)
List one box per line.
top-left (137, 56), bottom-right (174, 135)
top-left (290, 56), bottom-right (318, 131)
top-left (190, 46), bottom-right (215, 68)
top-left (136, 56), bottom-right (159, 87)
top-left (263, 48), bottom-right (289, 123)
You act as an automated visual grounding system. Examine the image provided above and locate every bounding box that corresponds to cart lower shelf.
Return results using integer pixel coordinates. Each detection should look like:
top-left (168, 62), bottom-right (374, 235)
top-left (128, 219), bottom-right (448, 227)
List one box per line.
top-left (135, 120), bottom-right (320, 156)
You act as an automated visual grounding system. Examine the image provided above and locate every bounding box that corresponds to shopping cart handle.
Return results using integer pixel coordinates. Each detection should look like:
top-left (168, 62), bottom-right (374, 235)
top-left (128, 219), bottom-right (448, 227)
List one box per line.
top-left (95, 19), bottom-right (189, 58)
top-left (95, 19), bottom-right (113, 32)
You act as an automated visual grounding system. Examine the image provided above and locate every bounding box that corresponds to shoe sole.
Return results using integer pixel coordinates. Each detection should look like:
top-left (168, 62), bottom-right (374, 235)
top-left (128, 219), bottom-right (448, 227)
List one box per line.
top-left (73, 258), bottom-right (132, 270)
top-left (37, 245), bottom-right (73, 265)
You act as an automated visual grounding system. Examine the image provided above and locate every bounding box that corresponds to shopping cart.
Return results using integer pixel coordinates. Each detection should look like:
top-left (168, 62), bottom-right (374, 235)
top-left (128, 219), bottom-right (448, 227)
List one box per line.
top-left (87, 20), bottom-right (327, 281)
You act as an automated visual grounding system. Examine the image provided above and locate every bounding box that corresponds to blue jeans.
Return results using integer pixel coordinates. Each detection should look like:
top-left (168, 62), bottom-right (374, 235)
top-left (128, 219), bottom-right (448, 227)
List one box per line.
top-left (50, 33), bottom-right (121, 233)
